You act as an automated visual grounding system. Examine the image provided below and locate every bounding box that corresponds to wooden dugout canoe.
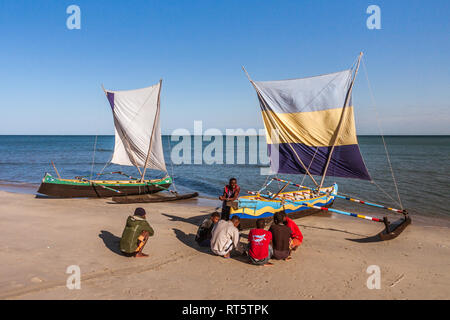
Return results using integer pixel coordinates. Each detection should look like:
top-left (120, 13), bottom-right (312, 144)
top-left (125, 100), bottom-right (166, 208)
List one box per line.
top-left (37, 173), bottom-right (172, 198)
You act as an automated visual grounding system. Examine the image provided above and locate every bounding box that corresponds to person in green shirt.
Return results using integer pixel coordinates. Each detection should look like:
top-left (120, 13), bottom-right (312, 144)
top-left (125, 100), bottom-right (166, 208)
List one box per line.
top-left (120, 207), bottom-right (154, 258)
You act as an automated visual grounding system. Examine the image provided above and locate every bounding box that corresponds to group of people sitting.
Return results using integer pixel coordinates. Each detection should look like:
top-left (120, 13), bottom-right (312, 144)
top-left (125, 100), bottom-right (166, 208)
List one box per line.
top-left (195, 210), bottom-right (303, 265)
top-left (118, 177), bottom-right (303, 265)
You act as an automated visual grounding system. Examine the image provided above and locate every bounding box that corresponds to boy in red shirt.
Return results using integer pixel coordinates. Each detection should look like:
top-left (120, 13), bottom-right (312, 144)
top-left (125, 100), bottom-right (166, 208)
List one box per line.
top-left (282, 211), bottom-right (303, 251)
top-left (248, 218), bottom-right (273, 266)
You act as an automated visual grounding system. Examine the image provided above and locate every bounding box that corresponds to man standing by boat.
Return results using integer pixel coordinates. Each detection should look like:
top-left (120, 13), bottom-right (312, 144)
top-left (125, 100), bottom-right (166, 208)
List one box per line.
top-left (119, 207), bottom-right (154, 258)
top-left (219, 178), bottom-right (240, 221)
top-left (210, 215), bottom-right (243, 258)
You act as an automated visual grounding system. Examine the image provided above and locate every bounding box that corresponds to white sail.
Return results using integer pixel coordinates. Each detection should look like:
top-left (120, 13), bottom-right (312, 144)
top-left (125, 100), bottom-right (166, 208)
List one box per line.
top-left (104, 82), bottom-right (167, 172)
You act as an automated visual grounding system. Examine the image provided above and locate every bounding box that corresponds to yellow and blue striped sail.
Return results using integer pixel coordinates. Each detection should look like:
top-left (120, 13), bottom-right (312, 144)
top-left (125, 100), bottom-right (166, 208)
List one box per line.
top-left (253, 69), bottom-right (371, 180)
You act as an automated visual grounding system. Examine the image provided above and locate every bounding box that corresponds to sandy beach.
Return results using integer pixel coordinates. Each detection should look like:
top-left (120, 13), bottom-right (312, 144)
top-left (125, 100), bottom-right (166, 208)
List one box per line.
top-left (0, 190), bottom-right (449, 300)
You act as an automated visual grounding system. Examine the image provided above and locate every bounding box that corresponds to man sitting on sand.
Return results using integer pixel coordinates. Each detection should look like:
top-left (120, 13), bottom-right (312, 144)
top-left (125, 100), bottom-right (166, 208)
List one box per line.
top-left (210, 215), bottom-right (243, 258)
top-left (218, 178), bottom-right (240, 221)
top-left (268, 212), bottom-right (292, 261)
top-left (282, 211), bottom-right (303, 251)
top-left (119, 207), bottom-right (154, 258)
top-left (195, 211), bottom-right (221, 247)
top-left (248, 218), bottom-right (273, 266)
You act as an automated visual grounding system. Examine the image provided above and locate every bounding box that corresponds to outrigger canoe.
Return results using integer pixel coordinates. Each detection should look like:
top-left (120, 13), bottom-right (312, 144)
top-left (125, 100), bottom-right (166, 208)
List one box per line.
top-left (37, 173), bottom-right (172, 198)
top-left (38, 80), bottom-right (176, 199)
top-left (230, 184), bottom-right (337, 229)
top-left (235, 53), bottom-right (411, 240)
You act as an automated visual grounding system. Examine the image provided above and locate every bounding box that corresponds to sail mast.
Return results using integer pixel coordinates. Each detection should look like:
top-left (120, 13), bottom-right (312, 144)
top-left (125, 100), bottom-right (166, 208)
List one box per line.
top-left (242, 67), bottom-right (320, 188)
top-left (318, 52), bottom-right (363, 189)
top-left (140, 79), bottom-right (163, 182)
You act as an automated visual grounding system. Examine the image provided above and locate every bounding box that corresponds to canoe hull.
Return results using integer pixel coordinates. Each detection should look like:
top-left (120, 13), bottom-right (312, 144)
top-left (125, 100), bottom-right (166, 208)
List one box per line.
top-left (112, 192), bottom-right (199, 203)
top-left (37, 173), bottom-right (172, 198)
top-left (230, 184), bottom-right (337, 230)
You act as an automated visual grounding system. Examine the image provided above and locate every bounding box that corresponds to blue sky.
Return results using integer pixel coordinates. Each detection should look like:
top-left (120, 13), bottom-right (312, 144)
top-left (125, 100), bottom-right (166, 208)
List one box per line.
top-left (0, 0), bottom-right (449, 135)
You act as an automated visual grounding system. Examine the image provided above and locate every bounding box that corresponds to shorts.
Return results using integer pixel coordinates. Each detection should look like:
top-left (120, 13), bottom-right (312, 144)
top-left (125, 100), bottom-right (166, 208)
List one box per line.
top-left (249, 245), bottom-right (273, 265)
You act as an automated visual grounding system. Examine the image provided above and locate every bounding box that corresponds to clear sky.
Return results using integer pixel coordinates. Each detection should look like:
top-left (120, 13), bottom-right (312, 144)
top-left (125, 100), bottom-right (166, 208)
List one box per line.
top-left (0, 0), bottom-right (449, 135)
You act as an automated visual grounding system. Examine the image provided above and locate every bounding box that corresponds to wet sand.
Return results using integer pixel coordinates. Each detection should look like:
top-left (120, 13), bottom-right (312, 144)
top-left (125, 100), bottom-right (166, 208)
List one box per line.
top-left (0, 190), bottom-right (449, 300)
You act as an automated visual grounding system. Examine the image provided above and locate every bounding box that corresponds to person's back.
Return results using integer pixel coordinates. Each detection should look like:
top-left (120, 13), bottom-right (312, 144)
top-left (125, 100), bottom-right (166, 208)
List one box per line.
top-left (210, 216), bottom-right (241, 257)
top-left (284, 216), bottom-right (303, 250)
top-left (120, 208), bottom-right (154, 257)
top-left (248, 219), bottom-right (272, 266)
top-left (269, 213), bottom-right (291, 260)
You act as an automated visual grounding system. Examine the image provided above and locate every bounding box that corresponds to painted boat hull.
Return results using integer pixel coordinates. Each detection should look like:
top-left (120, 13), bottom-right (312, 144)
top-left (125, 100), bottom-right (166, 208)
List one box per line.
top-left (230, 183), bottom-right (337, 230)
top-left (37, 173), bottom-right (172, 198)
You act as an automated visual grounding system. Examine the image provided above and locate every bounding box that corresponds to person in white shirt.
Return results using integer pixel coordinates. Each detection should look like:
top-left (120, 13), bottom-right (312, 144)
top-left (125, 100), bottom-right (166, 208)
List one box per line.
top-left (210, 215), bottom-right (242, 258)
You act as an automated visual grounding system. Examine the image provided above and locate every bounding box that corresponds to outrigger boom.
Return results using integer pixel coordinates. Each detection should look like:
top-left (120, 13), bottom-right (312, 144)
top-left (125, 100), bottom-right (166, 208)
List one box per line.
top-left (272, 178), bottom-right (408, 215)
top-left (252, 178), bottom-right (411, 241)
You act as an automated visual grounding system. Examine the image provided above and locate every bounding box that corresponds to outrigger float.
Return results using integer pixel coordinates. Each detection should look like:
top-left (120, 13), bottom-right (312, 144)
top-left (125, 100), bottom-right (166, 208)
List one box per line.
top-left (38, 80), bottom-right (192, 201)
top-left (231, 53), bottom-right (410, 240)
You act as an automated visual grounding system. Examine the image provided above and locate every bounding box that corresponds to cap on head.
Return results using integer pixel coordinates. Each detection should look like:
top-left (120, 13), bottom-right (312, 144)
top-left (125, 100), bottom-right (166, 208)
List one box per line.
top-left (134, 207), bottom-right (146, 217)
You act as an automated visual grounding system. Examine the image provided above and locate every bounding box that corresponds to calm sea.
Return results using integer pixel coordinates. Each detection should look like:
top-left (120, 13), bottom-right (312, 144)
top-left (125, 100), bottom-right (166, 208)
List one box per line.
top-left (0, 135), bottom-right (449, 222)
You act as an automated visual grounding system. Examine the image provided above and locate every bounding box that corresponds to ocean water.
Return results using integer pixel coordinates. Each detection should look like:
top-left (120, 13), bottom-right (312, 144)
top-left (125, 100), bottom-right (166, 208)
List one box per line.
top-left (0, 135), bottom-right (449, 221)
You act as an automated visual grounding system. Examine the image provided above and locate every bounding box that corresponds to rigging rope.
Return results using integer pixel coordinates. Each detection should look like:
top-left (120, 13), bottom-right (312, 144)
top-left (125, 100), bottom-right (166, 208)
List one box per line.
top-left (90, 135), bottom-right (98, 180)
top-left (300, 146), bottom-right (319, 186)
top-left (361, 57), bottom-right (404, 210)
top-left (369, 180), bottom-right (402, 208)
top-left (99, 160), bottom-right (111, 175)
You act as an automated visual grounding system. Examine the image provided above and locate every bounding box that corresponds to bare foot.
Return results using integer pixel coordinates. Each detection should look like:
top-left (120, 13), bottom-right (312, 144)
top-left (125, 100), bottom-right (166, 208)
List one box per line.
top-left (223, 253), bottom-right (231, 259)
top-left (284, 256), bottom-right (292, 261)
top-left (135, 253), bottom-right (149, 258)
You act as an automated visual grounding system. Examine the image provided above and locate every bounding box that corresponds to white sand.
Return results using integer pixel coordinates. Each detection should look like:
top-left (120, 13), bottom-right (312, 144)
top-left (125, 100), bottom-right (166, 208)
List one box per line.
top-left (0, 190), bottom-right (449, 300)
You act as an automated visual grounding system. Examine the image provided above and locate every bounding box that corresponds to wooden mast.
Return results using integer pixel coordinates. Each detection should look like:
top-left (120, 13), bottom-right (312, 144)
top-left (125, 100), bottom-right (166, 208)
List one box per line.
top-left (140, 79), bottom-right (163, 182)
top-left (51, 161), bottom-right (61, 179)
top-left (318, 52), bottom-right (363, 190)
top-left (242, 66), bottom-right (320, 188)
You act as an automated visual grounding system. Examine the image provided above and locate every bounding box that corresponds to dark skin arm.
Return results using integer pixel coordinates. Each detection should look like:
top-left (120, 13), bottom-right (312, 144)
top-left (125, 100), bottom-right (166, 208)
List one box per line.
top-left (219, 190), bottom-right (227, 201)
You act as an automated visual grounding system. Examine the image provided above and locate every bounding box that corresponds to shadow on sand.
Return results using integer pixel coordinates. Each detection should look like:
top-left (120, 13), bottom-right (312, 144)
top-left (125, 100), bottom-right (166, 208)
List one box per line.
top-left (297, 223), bottom-right (367, 238)
top-left (99, 230), bottom-right (123, 256)
top-left (162, 213), bottom-right (209, 227)
top-left (172, 228), bottom-right (215, 255)
top-left (171, 228), bottom-right (250, 264)
top-left (297, 223), bottom-right (389, 243)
